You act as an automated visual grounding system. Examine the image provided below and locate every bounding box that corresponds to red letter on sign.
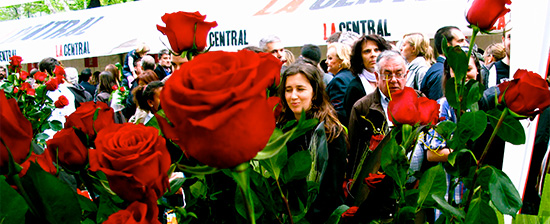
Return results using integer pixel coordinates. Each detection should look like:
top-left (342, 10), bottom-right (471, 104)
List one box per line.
top-left (254, 0), bottom-right (278, 16)
top-left (275, 0), bottom-right (305, 14)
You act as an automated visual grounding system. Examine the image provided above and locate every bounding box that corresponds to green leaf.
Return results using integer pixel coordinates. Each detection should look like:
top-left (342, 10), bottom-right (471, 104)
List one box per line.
top-left (189, 177), bottom-right (208, 199)
top-left (449, 111), bottom-right (487, 149)
top-left (35, 133), bottom-right (49, 141)
top-left (464, 80), bottom-right (484, 111)
top-left (77, 194), bottom-right (97, 212)
top-left (487, 108), bottom-right (526, 145)
top-left (395, 206), bottom-right (416, 223)
top-left (166, 177), bottom-right (185, 196)
top-left (0, 176), bottom-right (28, 224)
top-left (281, 150), bottom-right (312, 184)
top-left (177, 164), bottom-right (218, 175)
top-left (50, 120), bottom-right (63, 131)
top-left (96, 193), bottom-right (122, 223)
top-left (432, 194), bottom-right (466, 220)
top-left (487, 166), bottom-right (522, 215)
top-left (465, 197), bottom-right (499, 224)
top-left (254, 128), bottom-right (285, 160)
top-left (540, 174), bottom-right (550, 216)
top-left (445, 77), bottom-right (460, 109)
top-left (325, 204), bottom-right (350, 224)
top-left (235, 184), bottom-right (264, 220)
top-left (259, 146), bottom-right (288, 180)
top-left (417, 164), bottom-right (447, 208)
top-left (435, 121), bottom-right (456, 141)
top-left (255, 114), bottom-right (318, 160)
top-left (445, 44), bottom-right (469, 82)
top-left (380, 137), bottom-right (408, 187)
top-left (447, 148), bottom-right (477, 167)
top-left (21, 163), bottom-right (81, 224)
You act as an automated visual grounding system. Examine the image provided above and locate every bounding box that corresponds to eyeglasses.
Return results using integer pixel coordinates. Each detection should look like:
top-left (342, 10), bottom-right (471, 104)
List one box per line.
top-left (381, 72), bottom-right (406, 80)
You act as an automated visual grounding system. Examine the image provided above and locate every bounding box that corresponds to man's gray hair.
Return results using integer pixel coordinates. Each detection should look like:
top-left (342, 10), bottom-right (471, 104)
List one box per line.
top-left (259, 35), bottom-right (281, 52)
top-left (141, 55), bottom-right (156, 71)
top-left (375, 50), bottom-right (406, 73)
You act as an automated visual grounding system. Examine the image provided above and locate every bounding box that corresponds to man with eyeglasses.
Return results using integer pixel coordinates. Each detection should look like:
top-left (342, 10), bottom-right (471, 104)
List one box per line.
top-left (346, 50), bottom-right (416, 222)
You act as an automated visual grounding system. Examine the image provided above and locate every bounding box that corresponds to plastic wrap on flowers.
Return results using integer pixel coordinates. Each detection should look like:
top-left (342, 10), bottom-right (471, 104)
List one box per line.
top-left (157, 50), bottom-right (282, 168)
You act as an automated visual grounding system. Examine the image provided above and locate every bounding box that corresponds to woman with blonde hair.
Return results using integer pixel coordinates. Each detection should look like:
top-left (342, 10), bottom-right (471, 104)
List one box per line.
top-left (325, 42), bottom-right (354, 124)
top-left (483, 43), bottom-right (506, 66)
top-left (400, 32), bottom-right (434, 89)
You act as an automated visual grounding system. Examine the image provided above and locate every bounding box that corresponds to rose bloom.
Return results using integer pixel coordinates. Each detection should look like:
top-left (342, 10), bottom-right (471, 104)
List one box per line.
top-left (53, 65), bottom-right (65, 77)
top-left (26, 88), bottom-right (35, 96)
top-left (157, 11), bottom-right (218, 53)
top-left (19, 71), bottom-right (28, 81)
top-left (47, 128), bottom-right (88, 170)
top-left (20, 82), bottom-right (32, 91)
top-left (466, 0), bottom-right (511, 31)
top-left (64, 101), bottom-right (114, 139)
top-left (103, 200), bottom-right (159, 224)
top-left (90, 123), bottom-right (171, 202)
top-left (158, 50), bottom-right (281, 168)
top-left (54, 95), bottom-right (69, 108)
top-left (34, 72), bottom-right (47, 82)
top-left (19, 148), bottom-right (57, 177)
top-left (45, 78), bottom-right (59, 91)
top-left (388, 87), bottom-right (440, 126)
top-left (9, 55), bottom-right (22, 67)
top-left (498, 69), bottom-right (550, 116)
top-left (0, 90), bottom-right (33, 174)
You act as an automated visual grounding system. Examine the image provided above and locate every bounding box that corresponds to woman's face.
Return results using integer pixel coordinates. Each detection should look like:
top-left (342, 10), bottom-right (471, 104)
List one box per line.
top-left (362, 40), bottom-right (381, 72)
top-left (148, 87), bottom-right (163, 113)
top-left (326, 47), bottom-right (343, 74)
top-left (451, 57), bottom-right (478, 81)
top-left (285, 73), bottom-right (314, 120)
top-left (400, 38), bottom-right (415, 62)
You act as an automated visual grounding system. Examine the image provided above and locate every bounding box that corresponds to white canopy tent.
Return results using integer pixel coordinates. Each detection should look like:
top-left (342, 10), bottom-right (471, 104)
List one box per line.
top-left (0, 0), bottom-right (477, 64)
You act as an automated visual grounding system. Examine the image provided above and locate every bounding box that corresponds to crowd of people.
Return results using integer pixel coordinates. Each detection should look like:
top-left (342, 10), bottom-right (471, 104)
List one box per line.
top-left (3, 23), bottom-right (549, 223)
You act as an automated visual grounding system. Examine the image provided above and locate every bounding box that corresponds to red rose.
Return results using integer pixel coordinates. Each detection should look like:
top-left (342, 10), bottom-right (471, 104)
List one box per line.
top-left (65, 101), bottom-right (115, 138)
top-left (19, 71), bottom-right (28, 81)
top-left (45, 78), bottom-right (59, 91)
top-left (157, 11), bottom-right (218, 54)
top-left (9, 55), bottom-right (22, 67)
top-left (13, 87), bottom-right (19, 94)
top-left (364, 173), bottom-right (386, 189)
top-left (388, 87), bottom-right (440, 126)
top-left (120, 86), bottom-right (125, 92)
top-left (498, 69), bottom-right (550, 116)
top-left (34, 71), bottom-right (47, 82)
top-left (112, 85), bottom-right (118, 91)
top-left (103, 199), bottom-right (160, 224)
top-left (0, 90), bottom-right (33, 174)
top-left (26, 88), bottom-right (35, 96)
top-left (19, 149), bottom-right (57, 177)
top-left (20, 82), bottom-right (31, 91)
top-left (54, 95), bottom-right (70, 108)
top-left (158, 50), bottom-right (281, 168)
top-left (53, 65), bottom-right (65, 78)
top-left (417, 97), bottom-right (441, 125)
top-left (388, 87), bottom-right (420, 125)
top-left (466, 0), bottom-right (511, 31)
top-left (47, 128), bottom-right (88, 169)
top-left (90, 124), bottom-right (171, 202)
top-left (341, 206), bottom-right (359, 219)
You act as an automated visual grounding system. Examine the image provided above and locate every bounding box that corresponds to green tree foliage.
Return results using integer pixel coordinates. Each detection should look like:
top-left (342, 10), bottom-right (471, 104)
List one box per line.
top-left (0, 0), bottom-right (134, 21)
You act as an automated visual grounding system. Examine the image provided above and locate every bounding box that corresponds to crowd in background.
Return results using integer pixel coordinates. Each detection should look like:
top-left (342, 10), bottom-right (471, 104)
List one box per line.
top-left (2, 25), bottom-right (549, 223)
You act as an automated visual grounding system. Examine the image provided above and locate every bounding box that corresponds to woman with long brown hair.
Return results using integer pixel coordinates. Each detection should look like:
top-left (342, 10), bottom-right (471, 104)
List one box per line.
top-left (277, 60), bottom-right (347, 223)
